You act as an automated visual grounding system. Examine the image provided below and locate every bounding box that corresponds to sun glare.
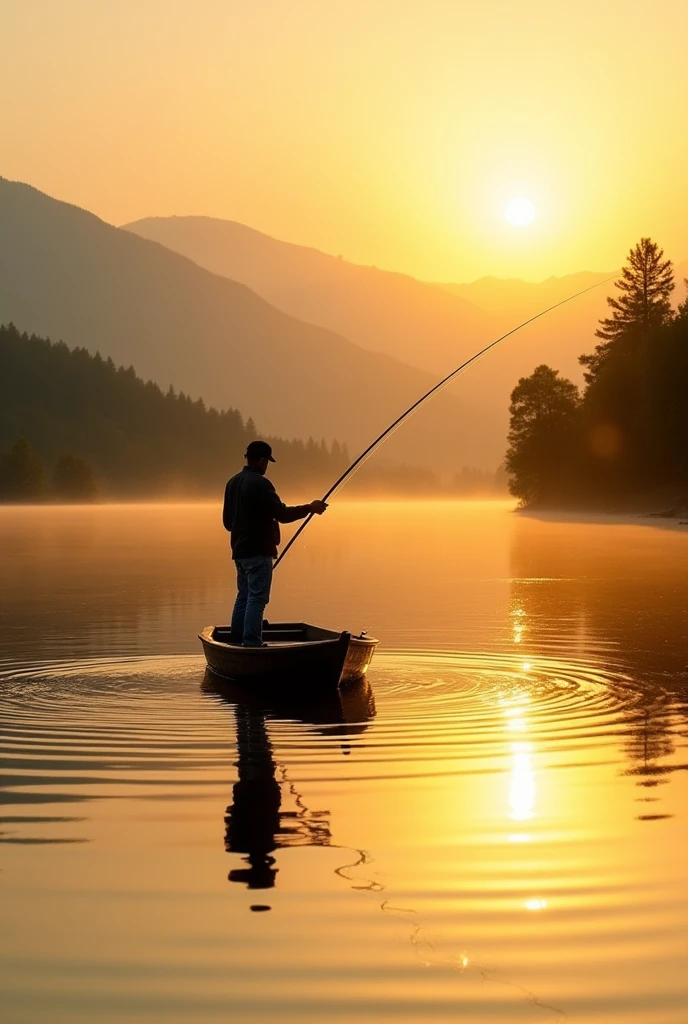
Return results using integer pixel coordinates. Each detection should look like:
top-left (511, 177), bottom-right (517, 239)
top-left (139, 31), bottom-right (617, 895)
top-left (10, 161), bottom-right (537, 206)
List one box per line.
top-left (505, 197), bottom-right (536, 227)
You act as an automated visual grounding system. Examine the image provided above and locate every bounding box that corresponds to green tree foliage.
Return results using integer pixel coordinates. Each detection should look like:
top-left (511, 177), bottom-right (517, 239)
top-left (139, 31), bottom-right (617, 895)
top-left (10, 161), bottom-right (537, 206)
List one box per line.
top-left (580, 238), bottom-right (674, 385)
top-left (0, 438), bottom-right (46, 501)
top-left (0, 324), bottom-right (349, 499)
top-left (506, 240), bottom-right (688, 507)
top-left (53, 453), bottom-right (97, 502)
top-left (3, 323), bottom-right (512, 501)
top-left (505, 366), bottom-right (580, 506)
top-left (640, 313), bottom-right (688, 483)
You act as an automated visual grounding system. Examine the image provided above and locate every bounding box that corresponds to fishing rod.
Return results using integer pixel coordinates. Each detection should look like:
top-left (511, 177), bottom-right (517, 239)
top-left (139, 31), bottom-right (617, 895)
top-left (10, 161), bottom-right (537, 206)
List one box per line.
top-left (274, 276), bottom-right (614, 569)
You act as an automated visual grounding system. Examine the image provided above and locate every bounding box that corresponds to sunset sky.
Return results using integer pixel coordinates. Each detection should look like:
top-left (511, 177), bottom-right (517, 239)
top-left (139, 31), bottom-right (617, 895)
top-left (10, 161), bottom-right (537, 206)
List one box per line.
top-left (3, 0), bottom-right (686, 281)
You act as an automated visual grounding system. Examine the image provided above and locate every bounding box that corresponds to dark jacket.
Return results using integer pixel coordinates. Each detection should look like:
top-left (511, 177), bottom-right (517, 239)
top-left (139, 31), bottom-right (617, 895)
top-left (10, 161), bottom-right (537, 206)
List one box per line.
top-left (222, 467), bottom-right (312, 560)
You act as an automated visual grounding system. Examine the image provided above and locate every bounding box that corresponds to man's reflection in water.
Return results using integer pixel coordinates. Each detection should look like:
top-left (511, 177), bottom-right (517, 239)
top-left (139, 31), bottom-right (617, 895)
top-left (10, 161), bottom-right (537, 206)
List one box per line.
top-left (225, 704), bottom-right (282, 890)
top-left (203, 672), bottom-right (376, 907)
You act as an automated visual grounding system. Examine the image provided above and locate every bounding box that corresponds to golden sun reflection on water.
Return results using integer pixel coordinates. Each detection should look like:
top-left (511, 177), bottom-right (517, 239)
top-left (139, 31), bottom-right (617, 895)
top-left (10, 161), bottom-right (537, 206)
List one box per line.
top-left (502, 691), bottom-right (548, 919)
top-left (511, 607), bottom-right (526, 645)
top-left (502, 692), bottom-right (535, 827)
top-left (508, 743), bottom-right (535, 823)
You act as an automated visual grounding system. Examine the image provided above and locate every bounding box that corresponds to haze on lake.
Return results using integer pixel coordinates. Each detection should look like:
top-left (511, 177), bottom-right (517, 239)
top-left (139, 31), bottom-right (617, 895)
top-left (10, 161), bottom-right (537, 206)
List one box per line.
top-left (2, 501), bottom-right (687, 1023)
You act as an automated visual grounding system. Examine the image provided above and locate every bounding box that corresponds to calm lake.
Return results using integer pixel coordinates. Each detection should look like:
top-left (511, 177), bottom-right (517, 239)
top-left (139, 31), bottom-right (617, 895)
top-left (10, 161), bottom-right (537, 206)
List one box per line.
top-left (1, 500), bottom-right (687, 1023)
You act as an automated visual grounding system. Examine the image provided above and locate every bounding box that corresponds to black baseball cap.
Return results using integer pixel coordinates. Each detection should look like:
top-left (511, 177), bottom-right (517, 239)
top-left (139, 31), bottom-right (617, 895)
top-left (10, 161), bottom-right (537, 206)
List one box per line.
top-left (245, 440), bottom-right (276, 463)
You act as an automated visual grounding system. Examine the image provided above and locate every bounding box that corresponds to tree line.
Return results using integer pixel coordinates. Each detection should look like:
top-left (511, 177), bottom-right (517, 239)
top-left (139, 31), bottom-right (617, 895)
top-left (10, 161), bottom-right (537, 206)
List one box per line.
top-left (0, 324), bottom-right (350, 501)
top-left (1, 439), bottom-right (97, 501)
top-left (505, 238), bottom-right (688, 508)
top-left (0, 324), bottom-right (507, 502)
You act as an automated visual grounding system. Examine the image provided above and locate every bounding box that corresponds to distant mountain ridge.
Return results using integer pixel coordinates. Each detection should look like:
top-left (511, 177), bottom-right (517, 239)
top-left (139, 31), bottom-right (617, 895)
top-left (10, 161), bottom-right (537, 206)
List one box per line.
top-left (125, 214), bottom-right (675, 464)
top-left (6, 179), bottom-right (682, 477)
top-left (441, 262), bottom-right (688, 314)
top-left (436, 262), bottom-right (688, 385)
top-left (437, 272), bottom-right (614, 318)
top-left (123, 215), bottom-right (495, 376)
top-left (0, 177), bottom-right (500, 472)
top-left (126, 216), bottom-right (687, 402)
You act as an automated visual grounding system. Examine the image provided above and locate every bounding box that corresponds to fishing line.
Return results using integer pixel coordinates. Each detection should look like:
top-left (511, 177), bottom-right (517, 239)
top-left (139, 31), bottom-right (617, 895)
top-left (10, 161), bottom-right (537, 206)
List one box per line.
top-left (274, 275), bottom-right (614, 568)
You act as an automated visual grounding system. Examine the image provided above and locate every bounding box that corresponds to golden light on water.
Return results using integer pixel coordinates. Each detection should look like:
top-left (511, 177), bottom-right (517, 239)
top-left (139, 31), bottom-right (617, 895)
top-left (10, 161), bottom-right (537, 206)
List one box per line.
top-left (511, 607), bottom-right (526, 645)
top-left (502, 694), bottom-right (536, 824)
top-left (506, 710), bottom-right (527, 732)
top-left (3, 503), bottom-right (688, 1020)
top-left (503, 694), bottom-right (547, 916)
top-left (509, 743), bottom-right (535, 821)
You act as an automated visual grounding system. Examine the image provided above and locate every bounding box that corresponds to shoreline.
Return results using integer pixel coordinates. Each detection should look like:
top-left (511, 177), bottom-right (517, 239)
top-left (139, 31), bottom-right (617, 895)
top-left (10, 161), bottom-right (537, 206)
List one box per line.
top-left (517, 502), bottom-right (688, 527)
top-left (1, 496), bottom-right (686, 527)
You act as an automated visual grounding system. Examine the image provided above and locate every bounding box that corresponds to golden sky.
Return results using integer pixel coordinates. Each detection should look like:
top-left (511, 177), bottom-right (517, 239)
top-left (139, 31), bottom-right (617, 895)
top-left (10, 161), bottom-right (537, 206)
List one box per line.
top-left (2, 0), bottom-right (687, 281)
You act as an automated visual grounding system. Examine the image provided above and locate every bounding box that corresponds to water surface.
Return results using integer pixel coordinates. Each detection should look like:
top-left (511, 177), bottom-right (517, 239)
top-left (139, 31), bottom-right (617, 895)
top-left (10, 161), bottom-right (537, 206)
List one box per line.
top-left (1, 501), bottom-right (687, 1022)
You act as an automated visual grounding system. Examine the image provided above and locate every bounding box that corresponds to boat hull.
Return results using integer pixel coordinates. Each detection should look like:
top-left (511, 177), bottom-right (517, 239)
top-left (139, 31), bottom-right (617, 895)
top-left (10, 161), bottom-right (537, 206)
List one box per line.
top-left (199, 622), bottom-right (378, 691)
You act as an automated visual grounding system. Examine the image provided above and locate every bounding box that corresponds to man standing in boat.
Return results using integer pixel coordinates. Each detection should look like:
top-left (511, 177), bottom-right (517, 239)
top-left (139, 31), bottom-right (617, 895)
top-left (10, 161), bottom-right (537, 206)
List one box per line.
top-left (223, 441), bottom-right (328, 647)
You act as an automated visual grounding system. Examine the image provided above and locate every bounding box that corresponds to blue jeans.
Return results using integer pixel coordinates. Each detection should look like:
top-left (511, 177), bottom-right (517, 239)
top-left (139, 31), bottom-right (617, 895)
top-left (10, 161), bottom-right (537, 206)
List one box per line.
top-left (231, 556), bottom-right (273, 647)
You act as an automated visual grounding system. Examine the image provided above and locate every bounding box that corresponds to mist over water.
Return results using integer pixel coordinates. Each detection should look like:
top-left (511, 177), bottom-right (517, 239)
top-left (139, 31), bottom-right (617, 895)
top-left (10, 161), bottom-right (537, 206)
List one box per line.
top-left (1, 501), bottom-right (687, 1023)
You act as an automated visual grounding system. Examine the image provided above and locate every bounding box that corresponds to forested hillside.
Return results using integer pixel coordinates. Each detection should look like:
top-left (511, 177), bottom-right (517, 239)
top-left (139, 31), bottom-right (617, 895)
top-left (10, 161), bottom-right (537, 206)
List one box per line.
top-left (0, 324), bottom-right (347, 499)
top-left (0, 177), bottom-right (498, 472)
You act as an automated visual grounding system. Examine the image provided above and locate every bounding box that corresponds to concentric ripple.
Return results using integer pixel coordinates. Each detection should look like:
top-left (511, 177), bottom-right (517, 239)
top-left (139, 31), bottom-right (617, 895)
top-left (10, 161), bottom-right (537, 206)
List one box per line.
top-left (2, 650), bottom-right (687, 1024)
top-left (242, 650), bottom-right (668, 780)
top-left (0, 649), bottom-right (681, 818)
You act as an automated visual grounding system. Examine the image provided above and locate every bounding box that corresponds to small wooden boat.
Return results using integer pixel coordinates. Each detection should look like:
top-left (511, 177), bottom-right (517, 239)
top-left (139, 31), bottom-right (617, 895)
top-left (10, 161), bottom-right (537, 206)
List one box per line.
top-left (198, 622), bottom-right (378, 691)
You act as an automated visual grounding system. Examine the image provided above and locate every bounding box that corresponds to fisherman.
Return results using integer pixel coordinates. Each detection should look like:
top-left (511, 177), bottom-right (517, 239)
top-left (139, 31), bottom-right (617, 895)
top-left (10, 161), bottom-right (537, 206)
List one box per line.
top-left (222, 440), bottom-right (328, 647)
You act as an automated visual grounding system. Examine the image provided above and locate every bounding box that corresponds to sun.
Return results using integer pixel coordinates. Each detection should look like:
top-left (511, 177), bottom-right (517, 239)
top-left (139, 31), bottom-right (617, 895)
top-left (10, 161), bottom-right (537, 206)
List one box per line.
top-left (505, 197), bottom-right (536, 227)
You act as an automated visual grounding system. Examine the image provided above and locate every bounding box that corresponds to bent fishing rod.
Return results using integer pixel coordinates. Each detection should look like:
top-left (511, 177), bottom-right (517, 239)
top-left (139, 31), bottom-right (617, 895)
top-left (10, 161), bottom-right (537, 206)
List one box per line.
top-left (274, 276), bottom-right (614, 569)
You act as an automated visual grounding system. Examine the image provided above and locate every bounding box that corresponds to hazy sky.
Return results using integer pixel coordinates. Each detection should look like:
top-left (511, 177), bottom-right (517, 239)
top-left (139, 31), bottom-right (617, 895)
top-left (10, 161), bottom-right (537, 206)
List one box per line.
top-left (2, 0), bottom-right (687, 281)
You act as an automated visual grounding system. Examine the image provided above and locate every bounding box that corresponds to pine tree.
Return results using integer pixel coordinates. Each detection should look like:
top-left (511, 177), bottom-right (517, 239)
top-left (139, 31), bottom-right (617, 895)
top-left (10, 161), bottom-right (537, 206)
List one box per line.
top-left (580, 238), bottom-right (674, 385)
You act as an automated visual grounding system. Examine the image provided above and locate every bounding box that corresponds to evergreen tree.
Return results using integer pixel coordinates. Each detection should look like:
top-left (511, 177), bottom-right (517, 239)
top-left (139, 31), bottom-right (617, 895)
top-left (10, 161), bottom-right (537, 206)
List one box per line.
top-left (505, 366), bottom-right (580, 506)
top-left (641, 311), bottom-right (688, 484)
top-left (0, 438), bottom-right (46, 500)
top-left (53, 453), bottom-right (97, 502)
top-left (580, 238), bottom-right (674, 385)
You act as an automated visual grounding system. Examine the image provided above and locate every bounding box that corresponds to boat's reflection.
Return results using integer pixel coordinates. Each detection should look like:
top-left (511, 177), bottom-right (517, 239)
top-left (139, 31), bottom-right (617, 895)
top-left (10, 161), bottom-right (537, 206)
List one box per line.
top-left (202, 671), bottom-right (376, 903)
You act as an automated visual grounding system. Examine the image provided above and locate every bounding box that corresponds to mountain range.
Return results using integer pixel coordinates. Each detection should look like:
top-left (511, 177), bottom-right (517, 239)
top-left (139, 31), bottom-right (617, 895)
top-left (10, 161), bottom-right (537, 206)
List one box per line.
top-left (0, 177), bottom-right (496, 473)
top-left (126, 215), bottom-right (685, 468)
top-left (127, 215), bottom-right (687, 384)
top-left (124, 215), bottom-right (494, 377)
top-left (3, 176), bottom-right (684, 475)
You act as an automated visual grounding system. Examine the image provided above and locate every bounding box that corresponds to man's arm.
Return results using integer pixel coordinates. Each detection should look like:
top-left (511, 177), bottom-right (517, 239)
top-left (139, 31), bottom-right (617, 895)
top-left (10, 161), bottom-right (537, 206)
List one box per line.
top-left (268, 484), bottom-right (327, 523)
